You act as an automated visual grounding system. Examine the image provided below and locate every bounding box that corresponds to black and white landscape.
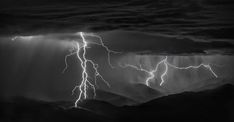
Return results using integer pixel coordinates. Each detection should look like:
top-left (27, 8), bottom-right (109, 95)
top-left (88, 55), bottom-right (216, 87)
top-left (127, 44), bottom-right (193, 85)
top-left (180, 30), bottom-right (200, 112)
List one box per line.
top-left (0, 0), bottom-right (234, 122)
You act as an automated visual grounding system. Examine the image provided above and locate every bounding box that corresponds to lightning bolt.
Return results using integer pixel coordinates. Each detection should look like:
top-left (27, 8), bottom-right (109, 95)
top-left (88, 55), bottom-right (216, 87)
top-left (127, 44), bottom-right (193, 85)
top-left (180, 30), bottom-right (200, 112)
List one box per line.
top-left (63, 32), bottom-right (119, 107)
top-left (11, 32), bottom-right (219, 107)
top-left (120, 56), bottom-right (218, 86)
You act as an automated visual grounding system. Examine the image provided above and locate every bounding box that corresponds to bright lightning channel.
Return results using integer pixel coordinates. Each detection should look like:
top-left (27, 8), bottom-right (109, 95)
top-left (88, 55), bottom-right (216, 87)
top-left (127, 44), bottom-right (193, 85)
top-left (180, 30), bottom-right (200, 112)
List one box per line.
top-left (11, 33), bottom-right (219, 108)
top-left (63, 32), bottom-right (119, 108)
top-left (120, 56), bottom-right (218, 86)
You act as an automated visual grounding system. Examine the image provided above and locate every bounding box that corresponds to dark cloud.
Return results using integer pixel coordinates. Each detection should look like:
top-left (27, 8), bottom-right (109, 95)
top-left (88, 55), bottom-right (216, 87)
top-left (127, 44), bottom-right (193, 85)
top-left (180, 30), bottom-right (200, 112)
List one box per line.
top-left (99, 31), bottom-right (234, 55)
top-left (0, 0), bottom-right (234, 42)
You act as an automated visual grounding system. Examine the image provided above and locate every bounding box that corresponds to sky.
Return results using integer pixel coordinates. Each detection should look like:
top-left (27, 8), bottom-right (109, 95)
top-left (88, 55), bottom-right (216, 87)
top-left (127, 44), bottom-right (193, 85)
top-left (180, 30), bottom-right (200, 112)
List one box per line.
top-left (0, 31), bottom-right (234, 102)
top-left (0, 0), bottom-right (234, 103)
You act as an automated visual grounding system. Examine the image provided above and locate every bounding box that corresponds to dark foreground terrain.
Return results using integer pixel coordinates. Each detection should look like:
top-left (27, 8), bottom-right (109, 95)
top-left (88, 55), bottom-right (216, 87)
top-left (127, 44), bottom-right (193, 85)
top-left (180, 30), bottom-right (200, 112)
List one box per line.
top-left (0, 84), bottom-right (234, 122)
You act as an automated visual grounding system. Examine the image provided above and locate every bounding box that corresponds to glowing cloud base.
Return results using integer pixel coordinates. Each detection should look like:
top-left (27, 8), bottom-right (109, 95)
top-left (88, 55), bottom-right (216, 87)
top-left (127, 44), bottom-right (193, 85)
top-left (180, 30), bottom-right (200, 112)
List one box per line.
top-left (119, 56), bottom-right (218, 86)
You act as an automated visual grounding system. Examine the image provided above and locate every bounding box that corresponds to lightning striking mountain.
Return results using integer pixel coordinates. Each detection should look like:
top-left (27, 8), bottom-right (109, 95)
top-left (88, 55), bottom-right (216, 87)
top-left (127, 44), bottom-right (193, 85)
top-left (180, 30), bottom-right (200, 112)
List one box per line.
top-left (63, 32), bottom-right (119, 107)
top-left (119, 56), bottom-right (218, 86)
top-left (11, 32), bottom-right (218, 108)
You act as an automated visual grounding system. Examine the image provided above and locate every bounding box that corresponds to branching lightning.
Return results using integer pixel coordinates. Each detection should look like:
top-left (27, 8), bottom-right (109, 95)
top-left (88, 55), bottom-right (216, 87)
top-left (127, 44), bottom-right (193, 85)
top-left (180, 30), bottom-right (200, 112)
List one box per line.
top-left (63, 32), bottom-right (119, 107)
top-left (11, 32), bottom-right (219, 108)
top-left (120, 56), bottom-right (218, 86)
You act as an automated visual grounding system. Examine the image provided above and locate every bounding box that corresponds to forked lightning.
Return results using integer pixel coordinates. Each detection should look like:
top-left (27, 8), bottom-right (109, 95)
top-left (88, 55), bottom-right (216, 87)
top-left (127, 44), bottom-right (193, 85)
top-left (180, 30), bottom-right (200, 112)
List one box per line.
top-left (120, 56), bottom-right (218, 86)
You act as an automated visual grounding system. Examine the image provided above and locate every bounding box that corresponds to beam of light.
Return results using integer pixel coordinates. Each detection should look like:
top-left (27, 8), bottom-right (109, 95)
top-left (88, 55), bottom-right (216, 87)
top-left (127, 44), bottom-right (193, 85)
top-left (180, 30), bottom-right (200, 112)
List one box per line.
top-left (120, 56), bottom-right (218, 86)
top-left (11, 35), bottom-right (41, 41)
top-left (63, 32), bottom-right (119, 108)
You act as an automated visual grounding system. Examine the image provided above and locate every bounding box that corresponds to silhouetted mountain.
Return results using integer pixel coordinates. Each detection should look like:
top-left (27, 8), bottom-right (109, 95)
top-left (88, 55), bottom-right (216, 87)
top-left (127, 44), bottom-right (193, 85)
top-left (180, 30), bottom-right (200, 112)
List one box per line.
top-left (0, 84), bottom-right (233, 122)
top-left (95, 89), bottom-right (138, 106)
top-left (182, 77), bottom-right (232, 92)
top-left (121, 83), bottom-right (234, 122)
top-left (123, 83), bottom-right (162, 102)
top-left (0, 97), bottom-right (111, 122)
top-left (78, 99), bottom-right (120, 117)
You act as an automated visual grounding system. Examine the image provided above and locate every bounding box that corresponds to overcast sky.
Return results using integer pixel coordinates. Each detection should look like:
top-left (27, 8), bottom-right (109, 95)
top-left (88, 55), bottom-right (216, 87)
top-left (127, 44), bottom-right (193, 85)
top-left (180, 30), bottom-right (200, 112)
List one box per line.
top-left (0, 0), bottom-right (234, 102)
